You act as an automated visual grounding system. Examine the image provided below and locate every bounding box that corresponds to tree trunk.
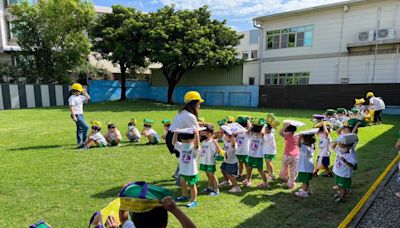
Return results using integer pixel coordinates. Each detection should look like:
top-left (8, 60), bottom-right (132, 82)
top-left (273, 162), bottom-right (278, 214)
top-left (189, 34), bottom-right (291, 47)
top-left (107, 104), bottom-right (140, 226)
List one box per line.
top-left (167, 82), bottom-right (175, 105)
top-left (120, 64), bottom-right (127, 101)
top-left (163, 67), bottom-right (186, 105)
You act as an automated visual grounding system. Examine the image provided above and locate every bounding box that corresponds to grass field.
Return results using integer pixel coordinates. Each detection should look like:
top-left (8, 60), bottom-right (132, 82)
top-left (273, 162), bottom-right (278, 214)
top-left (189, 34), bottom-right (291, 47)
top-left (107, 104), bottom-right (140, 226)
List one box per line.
top-left (0, 100), bottom-right (399, 227)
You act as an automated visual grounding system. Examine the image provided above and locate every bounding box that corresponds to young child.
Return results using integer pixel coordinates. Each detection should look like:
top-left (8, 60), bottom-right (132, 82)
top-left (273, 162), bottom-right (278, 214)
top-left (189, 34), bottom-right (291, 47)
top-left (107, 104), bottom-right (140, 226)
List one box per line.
top-left (279, 123), bottom-right (300, 189)
top-left (142, 119), bottom-right (160, 145)
top-left (295, 131), bottom-right (316, 198)
top-left (313, 121), bottom-right (334, 177)
top-left (161, 119), bottom-right (172, 141)
top-left (263, 123), bottom-right (277, 180)
top-left (336, 108), bottom-right (349, 127)
top-left (332, 133), bottom-right (358, 202)
top-left (244, 118), bottom-right (269, 188)
top-left (126, 118), bottom-right (141, 143)
top-left (172, 129), bottom-right (200, 208)
top-left (199, 124), bottom-right (220, 196)
top-left (220, 130), bottom-right (242, 193)
top-left (82, 121), bottom-right (107, 150)
top-left (104, 122), bottom-right (122, 146)
top-left (235, 115), bottom-right (251, 179)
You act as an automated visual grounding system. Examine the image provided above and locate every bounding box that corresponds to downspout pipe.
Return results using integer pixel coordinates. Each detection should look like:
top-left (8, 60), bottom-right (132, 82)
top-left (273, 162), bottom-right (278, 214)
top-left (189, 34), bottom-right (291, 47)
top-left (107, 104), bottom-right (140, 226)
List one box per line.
top-left (253, 20), bottom-right (263, 86)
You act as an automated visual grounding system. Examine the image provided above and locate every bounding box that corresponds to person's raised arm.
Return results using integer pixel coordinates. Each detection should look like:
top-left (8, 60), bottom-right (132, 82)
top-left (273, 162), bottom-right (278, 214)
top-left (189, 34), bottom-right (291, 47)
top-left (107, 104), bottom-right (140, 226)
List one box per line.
top-left (279, 123), bottom-right (289, 137)
top-left (211, 138), bottom-right (222, 153)
top-left (336, 126), bottom-right (344, 135)
top-left (162, 197), bottom-right (196, 228)
top-left (230, 134), bottom-right (236, 148)
top-left (322, 122), bottom-right (329, 136)
top-left (352, 122), bottom-right (360, 134)
top-left (246, 117), bottom-right (252, 130)
top-left (172, 132), bottom-right (178, 146)
top-left (83, 89), bottom-right (91, 100)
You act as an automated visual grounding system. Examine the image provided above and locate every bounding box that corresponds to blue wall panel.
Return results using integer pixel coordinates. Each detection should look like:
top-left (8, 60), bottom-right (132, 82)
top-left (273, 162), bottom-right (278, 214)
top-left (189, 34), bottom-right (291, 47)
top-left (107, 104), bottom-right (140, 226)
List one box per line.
top-left (88, 80), bottom-right (259, 107)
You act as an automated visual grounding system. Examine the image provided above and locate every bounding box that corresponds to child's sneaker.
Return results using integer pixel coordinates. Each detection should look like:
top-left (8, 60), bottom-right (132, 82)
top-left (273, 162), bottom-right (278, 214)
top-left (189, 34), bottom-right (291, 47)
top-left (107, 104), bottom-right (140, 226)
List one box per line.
top-left (229, 186), bottom-right (242, 193)
top-left (175, 196), bottom-right (189, 202)
top-left (243, 179), bottom-right (252, 187)
top-left (186, 201), bottom-right (198, 208)
top-left (219, 180), bottom-right (232, 187)
top-left (295, 191), bottom-right (309, 198)
top-left (209, 191), bottom-right (220, 197)
top-left (202, 188), bottom-right (213, 193)
top-left (257, 182), bottom-right (269, 188)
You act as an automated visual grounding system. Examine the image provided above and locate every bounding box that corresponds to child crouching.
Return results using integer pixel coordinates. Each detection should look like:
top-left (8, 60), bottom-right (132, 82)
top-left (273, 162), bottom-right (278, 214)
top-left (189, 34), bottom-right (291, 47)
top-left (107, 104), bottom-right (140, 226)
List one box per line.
top-left (126, 118), bottom-right (141, 143)
top-left (104, 122), bottom-right (122, 146)
top-left (82, 121), bottom-right (107, 150)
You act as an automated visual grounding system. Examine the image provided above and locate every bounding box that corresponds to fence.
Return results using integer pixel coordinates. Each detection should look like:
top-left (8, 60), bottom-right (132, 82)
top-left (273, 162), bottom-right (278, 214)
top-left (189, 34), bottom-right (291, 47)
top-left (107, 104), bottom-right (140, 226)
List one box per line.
top-left (259, 83), bottom-right (400, 109)
top-left (0, 83), bottom-right (73, 110)
top-left (88, 80), bottom-right (259, 107)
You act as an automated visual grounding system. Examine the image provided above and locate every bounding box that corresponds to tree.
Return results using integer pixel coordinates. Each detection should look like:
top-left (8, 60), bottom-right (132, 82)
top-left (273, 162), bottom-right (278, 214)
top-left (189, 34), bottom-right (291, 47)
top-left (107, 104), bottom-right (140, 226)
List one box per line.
top-left (90, 5), bottom-right (148, 101)
top-left (146, 5), bottom-right (243, 104)
top-left (10, 0), bottom-right (95, 84)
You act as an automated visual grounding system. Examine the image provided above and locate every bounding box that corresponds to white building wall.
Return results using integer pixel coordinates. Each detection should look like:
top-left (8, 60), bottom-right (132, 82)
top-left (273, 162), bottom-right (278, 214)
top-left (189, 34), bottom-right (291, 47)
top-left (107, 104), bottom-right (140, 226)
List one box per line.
top-left (237, 30), bottom-right (259, 59)
top-left (258, 0), bottom-right (400, 84)
top-left (243, 61), bottom-right (259, 85)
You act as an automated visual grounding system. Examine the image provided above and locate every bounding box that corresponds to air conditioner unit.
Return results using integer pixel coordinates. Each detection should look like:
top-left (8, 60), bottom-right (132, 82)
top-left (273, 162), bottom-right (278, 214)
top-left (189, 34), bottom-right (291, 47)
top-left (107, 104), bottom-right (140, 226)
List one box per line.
top-left (376, 28), bottom-right (395, 40)
top-left (357, 30), bottom-right (375, 42)
top-left (340, 78), bottom-right (349, 84)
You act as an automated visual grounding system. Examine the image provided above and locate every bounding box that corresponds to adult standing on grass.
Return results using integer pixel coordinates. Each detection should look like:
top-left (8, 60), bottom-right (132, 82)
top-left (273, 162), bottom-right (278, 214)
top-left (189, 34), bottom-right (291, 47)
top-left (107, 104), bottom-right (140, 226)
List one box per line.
top-left (68, 83), bottom-right (91, 148)
top-left (166, 91), bottom-right (204, 179)
top-left (366, 92), bottom-right (385, 125)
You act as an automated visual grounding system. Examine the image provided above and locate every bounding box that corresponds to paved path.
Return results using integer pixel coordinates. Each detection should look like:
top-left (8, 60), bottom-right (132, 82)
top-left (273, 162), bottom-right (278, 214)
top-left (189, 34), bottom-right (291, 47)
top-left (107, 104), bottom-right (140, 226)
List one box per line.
top-left (357, 169), bottom-right (400, 228)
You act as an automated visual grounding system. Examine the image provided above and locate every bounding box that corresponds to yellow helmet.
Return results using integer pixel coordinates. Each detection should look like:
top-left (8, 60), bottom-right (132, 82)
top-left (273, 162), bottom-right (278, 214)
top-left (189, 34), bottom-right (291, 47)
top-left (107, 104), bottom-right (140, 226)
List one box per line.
top-left (71, 83), bottom-right (83, 92)
top-left (184, 91), bottom-right (204, 103)
top-left (366, 92), bottom-right (374, 98)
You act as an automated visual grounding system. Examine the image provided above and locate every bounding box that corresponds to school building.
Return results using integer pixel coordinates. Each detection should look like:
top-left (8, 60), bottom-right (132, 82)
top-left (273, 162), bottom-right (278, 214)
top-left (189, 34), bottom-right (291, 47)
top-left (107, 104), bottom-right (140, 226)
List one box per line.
top-left (251, 0), bottom-right (400, 86)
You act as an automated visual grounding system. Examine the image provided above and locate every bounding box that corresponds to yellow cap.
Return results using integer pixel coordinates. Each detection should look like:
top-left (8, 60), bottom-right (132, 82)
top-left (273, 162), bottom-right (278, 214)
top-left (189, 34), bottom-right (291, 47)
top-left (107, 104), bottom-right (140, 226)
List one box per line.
top-left (184, 91), bottom-right (204, 103)
top-left (71, 83), bottom-right (83, 92)
top-left (90, 120), bottom-right (102, 128)
top-left (366, 92), bottom-right (374, 98)
top-left (355, 98), bottom-right (365, 105)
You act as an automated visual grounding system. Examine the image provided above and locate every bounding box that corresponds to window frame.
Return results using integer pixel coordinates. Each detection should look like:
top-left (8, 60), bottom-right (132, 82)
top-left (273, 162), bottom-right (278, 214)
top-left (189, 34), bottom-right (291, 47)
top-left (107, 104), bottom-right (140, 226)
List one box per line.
top-left (266, 25), bottom-right (313, 50)
top-left (264, 72), bottom-right (310, 85)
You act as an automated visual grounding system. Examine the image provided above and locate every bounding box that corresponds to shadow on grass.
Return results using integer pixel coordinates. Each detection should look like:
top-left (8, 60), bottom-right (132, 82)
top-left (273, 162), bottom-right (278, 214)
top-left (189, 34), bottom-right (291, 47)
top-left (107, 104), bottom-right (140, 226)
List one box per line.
top-left (91, 186), bottom-right (122, 199)
top-left (234, 119), bottom-right (399, 228)
top-left (7, 144), bottom-right (62, 151)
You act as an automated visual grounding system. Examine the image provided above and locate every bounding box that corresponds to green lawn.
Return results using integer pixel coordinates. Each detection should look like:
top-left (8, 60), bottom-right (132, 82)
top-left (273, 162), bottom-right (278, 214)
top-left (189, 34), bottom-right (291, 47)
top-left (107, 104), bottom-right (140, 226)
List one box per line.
top-left (0, 100), bottom-right (398, 227)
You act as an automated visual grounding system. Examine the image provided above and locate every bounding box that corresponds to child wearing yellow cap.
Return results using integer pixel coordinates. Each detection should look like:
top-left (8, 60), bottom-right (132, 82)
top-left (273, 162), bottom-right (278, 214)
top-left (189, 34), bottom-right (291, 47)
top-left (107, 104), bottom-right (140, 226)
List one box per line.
top-left (68, 83), bottom-right (91, 147)
top-left (126, 118), bottom-right (141, 143)
top-left (82, 121), bottom-right (107, 150)
top-left (141, 119), bottom-right (160, 145)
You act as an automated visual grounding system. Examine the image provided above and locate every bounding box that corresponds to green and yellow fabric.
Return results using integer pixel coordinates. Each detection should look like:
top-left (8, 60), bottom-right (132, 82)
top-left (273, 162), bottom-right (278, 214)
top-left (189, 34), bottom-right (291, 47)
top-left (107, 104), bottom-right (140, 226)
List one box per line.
top-left (355, 98), bottom-right (365, 105)
top-left (252, 118), bottom-right (266, 126)
top-left (313, 121), bottom-right (332, 129)
top-left (350, 108), bottom-right (359, 114)
top-left (265, 113), bottom-right (280, 128)
top-left (236, 115), bottom-right (248, 125)
top-left (30, 220), bottom-right (52, 228)
top-left (226, 116), bottom-right (235, 123)
top-left (144, 119), bottom-right (155, 126)
top-left (130, 118), bottom-right (137, 125)
top-left (198, 117), bottom-right (206, 125)
top-left (119, 182), bottom-right (173, 213)
top-left (396, 131), bottom-right (400, 138)
top-left (217, 118), bottom-right (227, 126)
top-left (161, 119), bottom-right (172, 125)
top-left (90, 120), bottom-right (102, 128)
top-left (326, 109), bottom-right (336, 115)
top-left (336, 108), bottom-right (347, 114)
top-left (343, 118), bottom-right (369, 128)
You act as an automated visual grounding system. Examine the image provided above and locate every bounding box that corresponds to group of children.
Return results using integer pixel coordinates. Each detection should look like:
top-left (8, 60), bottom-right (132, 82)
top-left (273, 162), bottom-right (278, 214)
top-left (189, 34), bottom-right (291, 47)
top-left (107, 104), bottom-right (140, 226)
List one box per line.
top-left (79, 118), bottom-right (169, 150)
top-left (168, 107), bottom-right (366, 208)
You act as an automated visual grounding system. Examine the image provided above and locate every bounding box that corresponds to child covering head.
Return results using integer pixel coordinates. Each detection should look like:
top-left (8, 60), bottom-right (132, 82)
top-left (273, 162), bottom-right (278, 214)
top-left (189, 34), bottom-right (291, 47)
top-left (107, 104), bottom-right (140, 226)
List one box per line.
top-left (142, 119), bottom-right (161, 145)
top-left (263, 123), bottom-right (277, 180)
top-left (82, 121), bottom-right (107, 150)
top-left (199, 124), bottom-right (220, 196)
top-left (295, 130), bottom-right (317, 198)
top-left (243, 118), bottom-right (269, 188)
top-left (172, 129), bottom-right (200, 208)
top-left (279, 122), bottom-right (300, 189)
top-left (104, 122), bottom-right (122, 146)
top-left (219, 129), bottom-right (241, 193)
top-left (331, 133), bottom-right (358, 202)
top-left (235, 115), bottom-right (252, 179)
top-left (313, 121), bottom-right (334, 177)
top-left (126, 118), bottom-right (141, 143)
top-left (161, 119), bottom-right (172, 141)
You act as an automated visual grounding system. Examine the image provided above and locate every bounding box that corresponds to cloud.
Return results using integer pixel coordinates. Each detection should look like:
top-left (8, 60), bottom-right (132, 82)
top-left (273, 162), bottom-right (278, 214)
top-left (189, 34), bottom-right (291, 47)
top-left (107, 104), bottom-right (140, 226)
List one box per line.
top-left (157, 0), bottom-right (348, 17)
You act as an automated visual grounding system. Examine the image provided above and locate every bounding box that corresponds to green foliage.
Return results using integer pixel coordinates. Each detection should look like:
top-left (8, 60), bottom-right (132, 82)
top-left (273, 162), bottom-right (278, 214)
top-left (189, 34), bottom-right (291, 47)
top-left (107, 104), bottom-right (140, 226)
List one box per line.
top-left (90, 5), bottom-right (148, 100)
top-left (10, 0), bottom-right (95, 84)
top-left (0, 62), bottom-right (18, 83)
top-left (146, 5), bottom-right (244, 103)
top-left (0, 101), bottom-right (399, 227)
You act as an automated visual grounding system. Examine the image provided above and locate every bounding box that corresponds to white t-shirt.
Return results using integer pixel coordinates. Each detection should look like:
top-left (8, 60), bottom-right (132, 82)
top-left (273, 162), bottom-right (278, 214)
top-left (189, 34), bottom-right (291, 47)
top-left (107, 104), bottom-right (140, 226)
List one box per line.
top-left (128, 126), bottom-right (141, 138)
top-left (248, 135), bottom-right (264, 158)
top-left (263, 133), bottom-right (276, 155)
top-left (370, 97), bottom-right (385, 111)
top-left (146, 128), bottom-right (160, 141)
top-left (106, 129), bottom-right (122, 141)
top-left (90, 132), bottom-right (106, 145)
top-left (169, 110), bottom-right (200, 132)
top-left (333, 148), bottom-right (357, 178)
top-left (318, 133), bottom-right (331, 157)
top-left (122, 221), bottom-right (135, 228)
top-left (68, 95), bottom-right (86, 115)
top-left (199, 139), bottom-right (217, 165)
top-left (175, 142), bottom-right (199, 176)
top-left (222, 138), bottom-right (238, 164)
top-left (235, 132), bottom-right (250, 156)
top-left (297, 144), bottom-right (315, 173)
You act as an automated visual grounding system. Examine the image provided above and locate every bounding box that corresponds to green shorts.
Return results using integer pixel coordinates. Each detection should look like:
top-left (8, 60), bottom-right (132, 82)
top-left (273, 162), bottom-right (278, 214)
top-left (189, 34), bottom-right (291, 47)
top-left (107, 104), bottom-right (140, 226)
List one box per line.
top-left (110, 140), bottom-right (121, 146)
top-left (236, 155), bottom-right (248, 163)
top-left (264, 154), bottom-right (275, 160)
top-left (336, 175), bottom-right (352, 190)
top-left (98, 142), bottom-right (107, 148)
top-left (199, 164), bottom-right (216, 173)
top-left (247, 157), bottom-right (264, 169)
top-left (296, 172), bottom-right (313, 184)
top-left (181, 174), bottom-right (199, 186)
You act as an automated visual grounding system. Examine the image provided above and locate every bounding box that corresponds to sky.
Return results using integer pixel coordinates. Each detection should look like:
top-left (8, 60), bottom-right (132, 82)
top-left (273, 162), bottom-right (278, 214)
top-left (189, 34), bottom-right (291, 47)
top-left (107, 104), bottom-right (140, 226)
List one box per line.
top-left (92, 0), bottom-right (348, 31)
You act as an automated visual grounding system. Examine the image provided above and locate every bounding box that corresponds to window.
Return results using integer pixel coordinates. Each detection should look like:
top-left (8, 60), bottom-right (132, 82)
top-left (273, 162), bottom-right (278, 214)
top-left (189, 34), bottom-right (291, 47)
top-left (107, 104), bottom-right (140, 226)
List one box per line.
top-left (251, 50), bottom-right (258, 59)
top-left (249, 77), bottom-right (255, 85)
top-left (242, 51), bottom-right (249, 60)
top-left (266, 25), bottom-right (313, 50)
top-left (7, 22), bottom-right (17, 40)
top-left (7, 0), bottom-right (35, 6)
top-left (264, 72), bottom-right (310, 85)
